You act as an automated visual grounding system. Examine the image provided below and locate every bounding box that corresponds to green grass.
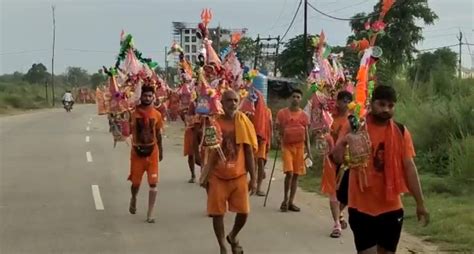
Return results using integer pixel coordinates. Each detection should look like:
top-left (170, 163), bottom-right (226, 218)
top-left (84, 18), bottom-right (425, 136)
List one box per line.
top-left (403, 193), bottom-right (474, 252)
top-left (298, 166), bottom-right (474, 252)
top-left (0, 81), bottom-right (69, 113)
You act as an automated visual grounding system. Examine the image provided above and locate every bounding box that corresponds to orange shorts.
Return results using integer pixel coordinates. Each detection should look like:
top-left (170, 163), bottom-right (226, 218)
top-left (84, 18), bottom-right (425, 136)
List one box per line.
top-left (183, 128), bottom-right (194, 156)
top-left (207, 174), bottom-right (249, 216)
top-left (128, 146), bottom-right (159, 186)
top-left (282, 143), bottom-right (306, 176)
top-left (256, 141), bottom-right (267, 160)
top-left (321, 156), bottom-right (337, 196)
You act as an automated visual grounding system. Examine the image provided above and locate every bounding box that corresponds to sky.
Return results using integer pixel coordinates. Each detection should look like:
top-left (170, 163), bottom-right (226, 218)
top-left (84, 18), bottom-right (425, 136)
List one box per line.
top-left (0, 0), bottom-right (473, 74)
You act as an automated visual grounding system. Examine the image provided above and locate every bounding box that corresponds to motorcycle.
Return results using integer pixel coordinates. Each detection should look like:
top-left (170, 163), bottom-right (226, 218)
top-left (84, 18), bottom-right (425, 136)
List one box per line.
top-left (64, 101), bottom-right (73, 112)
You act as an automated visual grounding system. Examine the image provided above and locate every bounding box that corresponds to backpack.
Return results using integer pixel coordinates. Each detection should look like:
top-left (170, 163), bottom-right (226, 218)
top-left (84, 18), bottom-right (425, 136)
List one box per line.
top-left (281, 109), bottom-right (307, 145)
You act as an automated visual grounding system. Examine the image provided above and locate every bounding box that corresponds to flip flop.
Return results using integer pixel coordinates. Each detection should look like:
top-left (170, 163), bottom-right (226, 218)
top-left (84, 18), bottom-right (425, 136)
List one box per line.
top-left (256, 191), bottom-right (266, 197)
top-left (280, 202), bottom-right (288, 212)
top-left (288, 204), bottom-right (301, 212)
top-left (330, 228), bottom-right (342, 238)
top-left (226, 235), bottom-right (244, 254)
top-left (188, 177), bottom-right (196, 183)
top-left (145, 218), bottom-right (155, 223)
top-left (340, 216), bottom-right (348, 230)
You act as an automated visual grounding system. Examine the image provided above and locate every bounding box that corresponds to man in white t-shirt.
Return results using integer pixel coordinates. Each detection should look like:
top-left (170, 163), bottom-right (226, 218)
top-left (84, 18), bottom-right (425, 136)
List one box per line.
top-left (62, 90), bottom-right (74, 108)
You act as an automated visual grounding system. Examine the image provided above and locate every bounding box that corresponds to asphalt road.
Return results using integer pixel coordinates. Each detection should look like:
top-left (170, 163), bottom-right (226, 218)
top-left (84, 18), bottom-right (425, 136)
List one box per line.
top-left (0, 105), bottom-right (355, 254)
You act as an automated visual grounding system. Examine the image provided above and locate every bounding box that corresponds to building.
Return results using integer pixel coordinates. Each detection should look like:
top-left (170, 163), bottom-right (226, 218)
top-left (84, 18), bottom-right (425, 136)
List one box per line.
top-left (172, 22), bottom-right (247, 64)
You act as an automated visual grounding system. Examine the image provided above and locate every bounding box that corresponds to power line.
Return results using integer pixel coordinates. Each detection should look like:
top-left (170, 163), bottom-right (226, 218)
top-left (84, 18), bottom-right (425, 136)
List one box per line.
top-left (418, 44), bottom-right (458, 52)
top-left (324, 0), bottom-right (372, 14)
top-left (307, 1), bottom-right (380, 21)
top-left (268, 0), bottom-right (290, 31)
top-left (280, 0), bottom-right (303, 41)
top-left (0, 49), bottom-right (50, 55)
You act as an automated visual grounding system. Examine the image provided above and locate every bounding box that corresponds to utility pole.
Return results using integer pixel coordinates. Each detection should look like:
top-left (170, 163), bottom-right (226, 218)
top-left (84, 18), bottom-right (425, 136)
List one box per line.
top-left (51, 5), bottom-right (56, 106)
top-left (457, 31), bottom-right (463, 79)
top-left (253, 34), bottom-right (261, 69)
top-left (303, 0), bottom-right (308, 75)
top-left (45, 81), bottom-right (49, 105)
top-left (164, 46), bottom-right (169, 84)
top-left (254, 35), bottom-right (279, 73)
top-left (274, 35), bottom-right (281, 77)
top-left (216, 25), bottom-right (221, 54)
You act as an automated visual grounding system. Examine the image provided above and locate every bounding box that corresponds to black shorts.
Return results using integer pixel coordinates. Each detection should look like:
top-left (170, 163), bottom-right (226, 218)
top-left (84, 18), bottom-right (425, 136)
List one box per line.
top-left (349, 208), bottom-right (404, 252)
top-left (336, 167), bottom-right (349, 206)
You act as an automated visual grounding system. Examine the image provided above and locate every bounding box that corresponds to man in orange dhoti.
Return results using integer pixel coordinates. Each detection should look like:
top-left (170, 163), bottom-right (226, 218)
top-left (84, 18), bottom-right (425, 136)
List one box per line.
top-left (128, 85), bottom-right (164, 223)
top-left (200, 90), bottom-right (257, 254)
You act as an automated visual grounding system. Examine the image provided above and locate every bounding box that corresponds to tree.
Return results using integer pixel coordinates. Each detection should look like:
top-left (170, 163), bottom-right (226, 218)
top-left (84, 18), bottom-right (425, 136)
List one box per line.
top-left (24, 63), bottom-right (49, 84)
top-left (235, 37), bottom-right (257, 66)
top-left (277, 34), bottom-right (314, 78)
top-left (90, 70), bottom-right (107, 88)
top-left (408, 48), bottom-right (457, 84)
top-left (65, 67), bottom-right (90, 87)
top-left (348, 0), bottom-right (438, 82)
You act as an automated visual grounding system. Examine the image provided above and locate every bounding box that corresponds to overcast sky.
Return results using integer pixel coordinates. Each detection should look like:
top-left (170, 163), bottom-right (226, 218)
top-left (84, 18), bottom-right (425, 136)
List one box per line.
top-left (1, 0), bottom-right (472, 74)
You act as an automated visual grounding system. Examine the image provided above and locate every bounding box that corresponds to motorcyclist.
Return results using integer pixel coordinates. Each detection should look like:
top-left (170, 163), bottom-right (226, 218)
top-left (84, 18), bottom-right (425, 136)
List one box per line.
top-left (62, 90), bottom-right (75, 109)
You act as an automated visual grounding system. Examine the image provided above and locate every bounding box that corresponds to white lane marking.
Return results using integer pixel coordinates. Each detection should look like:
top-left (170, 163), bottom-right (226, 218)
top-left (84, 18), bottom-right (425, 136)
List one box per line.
top-left (86, 151), bottom-right (93, 162)
top-left (86, 126), bottom-right (90, 131)
top-left (86, 136), bottom-right (90, 143)
top-left (91, 185), bottom-right (104, 210)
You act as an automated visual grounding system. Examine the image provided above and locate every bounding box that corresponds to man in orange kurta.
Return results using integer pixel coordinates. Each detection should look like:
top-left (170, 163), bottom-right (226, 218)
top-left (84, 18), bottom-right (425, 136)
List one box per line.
top-left (128, 85), bottom-right (164, 223)
top-left (201, 90), bottom-right (257, 254)
top-left (276, 89), bottom-right (311, 212)
top-left (331, 85), bottom-right (429, 253)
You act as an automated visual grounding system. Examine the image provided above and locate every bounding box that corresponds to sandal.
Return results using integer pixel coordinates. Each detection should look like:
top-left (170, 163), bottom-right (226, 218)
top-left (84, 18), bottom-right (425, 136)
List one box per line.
top-left (145, 218), bottom-right (155, 223)
top-left (288, 203), bottom-right (301, 212)
top-left (330, 227), bottom-right (342, 238)
top-left (226, 235), bottom-right (244, 254)
top-left (339, 216), bottom-right (348, 230)
top-left (256, 191), bottom-right (266, 197)
top-left (188, 177), bottom-right (196, 183)
top-left (280, 201), bottom-right (288, 212)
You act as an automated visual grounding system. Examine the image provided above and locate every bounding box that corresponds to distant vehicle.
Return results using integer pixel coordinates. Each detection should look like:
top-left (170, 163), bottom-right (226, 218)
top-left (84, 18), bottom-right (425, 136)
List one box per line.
top-left (64, 101), bottom-right (73, 112)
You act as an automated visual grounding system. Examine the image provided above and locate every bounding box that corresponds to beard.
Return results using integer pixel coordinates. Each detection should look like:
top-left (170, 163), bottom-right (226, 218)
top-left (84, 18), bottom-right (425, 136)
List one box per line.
top-left (372, 112), bottom-right (392, 122)
top-left (141, 100), bottom-right (152, 106)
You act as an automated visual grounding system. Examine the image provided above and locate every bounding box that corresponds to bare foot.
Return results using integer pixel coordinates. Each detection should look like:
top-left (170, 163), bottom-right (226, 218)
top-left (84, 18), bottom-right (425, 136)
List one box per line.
top-left (129, 197), bottom-right (137, 214)
top-left (219, 246), bottom-right (228, 254)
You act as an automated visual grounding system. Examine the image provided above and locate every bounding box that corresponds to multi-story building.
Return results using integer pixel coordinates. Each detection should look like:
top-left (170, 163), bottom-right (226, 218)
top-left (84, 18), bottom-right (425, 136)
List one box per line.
top-left (172, 22), bottom-right (247, 64)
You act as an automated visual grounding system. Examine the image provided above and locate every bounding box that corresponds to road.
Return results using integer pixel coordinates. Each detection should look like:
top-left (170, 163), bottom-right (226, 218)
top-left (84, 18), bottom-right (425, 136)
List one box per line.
top-left (0, 105), bottom-right (356, 254)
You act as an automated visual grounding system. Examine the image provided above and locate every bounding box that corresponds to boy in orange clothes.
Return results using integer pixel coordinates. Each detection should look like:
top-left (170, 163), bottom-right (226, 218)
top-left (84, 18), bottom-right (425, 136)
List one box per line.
top-left (276, 89), bottom-right (312, 212)
top-left (200, 90), bottom-right (258, 254)
top-left (128, 85), bottom-right (164, 223)
top-left (332, 85), bottom-right (429, 253)
top-left (321, 91), bottom-right (352, 238)
top-left (183, 101), bottom-right (202, 183)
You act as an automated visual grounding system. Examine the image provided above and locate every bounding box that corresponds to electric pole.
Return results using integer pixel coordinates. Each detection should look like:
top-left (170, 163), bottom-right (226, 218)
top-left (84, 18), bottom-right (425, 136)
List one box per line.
top-left (51, 5), bottom-right (56, 106)
top-left (254, 36), bottom-right (280, 75)
top-left (457, 31), bottom-right (463, 79)
top-left (303, 0), bottom-right (308, 75)
top-left (274, 35), bottom-right (281, 77)
top-left (253, 35), bottom-right (261, 69)
top-left (164, 46), bottom-right (169, 84)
